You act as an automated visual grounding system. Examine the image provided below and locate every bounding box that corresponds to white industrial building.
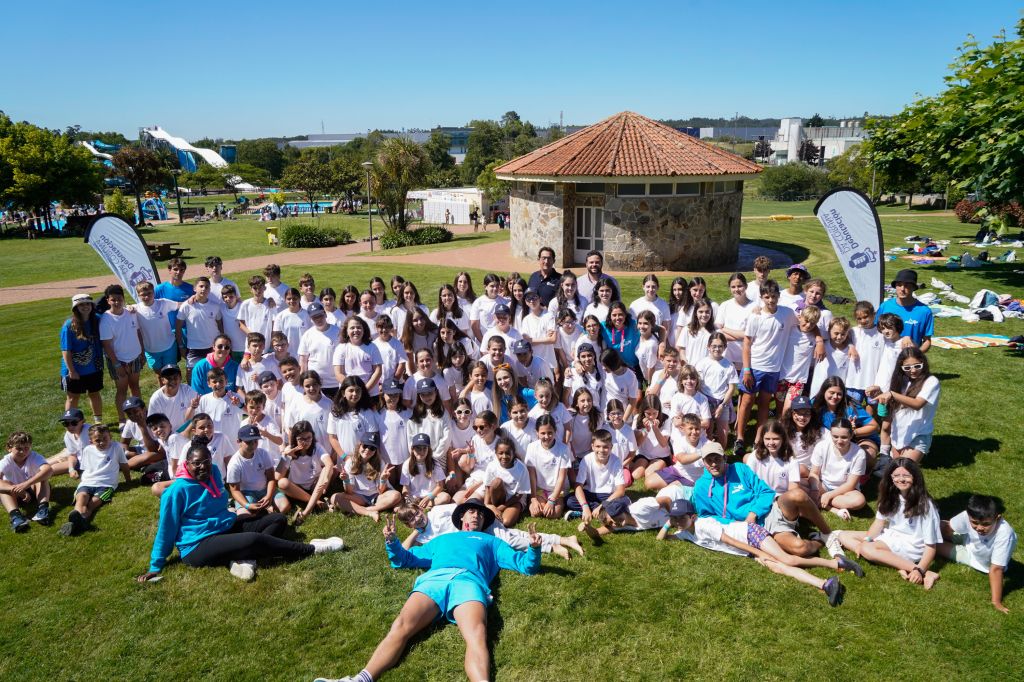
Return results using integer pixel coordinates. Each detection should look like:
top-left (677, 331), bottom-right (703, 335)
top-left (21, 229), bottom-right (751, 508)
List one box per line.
top-left (770, 117), bottom-right (867, 165)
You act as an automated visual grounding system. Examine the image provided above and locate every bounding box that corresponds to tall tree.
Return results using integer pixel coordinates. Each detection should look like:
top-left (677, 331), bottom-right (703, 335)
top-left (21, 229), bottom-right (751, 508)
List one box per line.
top-left (111, 146), bottom-right (166, 226)
top-left (221, 163), bottom-right (271, 199)
top-left (236, 139), bottom-right (286, 180)
top-left (796, 139), bottom-right (821, 165)
top-left (476, 160), bottom-right (512, 204)
top-left (280, 154), bottom-right (332, 209)
top-left (826, 143), bottom-right (882, 198)
top-left (806, 113), bottom-right (825, 127)
top-left (864, 102), bottom-right (937, 208)
top-left (182, 163), bottom-right (222, 195)
top-left (462, 120), bottom-right (505, 184)
top-left (424, 131), bottom-right (455, 170)
top-left (373, 137), bottom-right (429, 231)
top-left (329, 156), bottom-right (363, 204)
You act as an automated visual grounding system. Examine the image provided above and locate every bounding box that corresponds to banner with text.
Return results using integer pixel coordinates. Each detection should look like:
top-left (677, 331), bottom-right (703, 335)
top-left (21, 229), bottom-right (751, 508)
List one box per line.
top-left (83, 216), bottom-right (160, 300)
top-left (813, 188), bottom-right (884, 307)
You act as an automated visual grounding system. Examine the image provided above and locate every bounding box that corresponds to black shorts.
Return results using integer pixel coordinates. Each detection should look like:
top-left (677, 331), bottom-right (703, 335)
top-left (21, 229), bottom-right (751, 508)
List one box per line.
top-left (62, 371), bottom-right (104, 395)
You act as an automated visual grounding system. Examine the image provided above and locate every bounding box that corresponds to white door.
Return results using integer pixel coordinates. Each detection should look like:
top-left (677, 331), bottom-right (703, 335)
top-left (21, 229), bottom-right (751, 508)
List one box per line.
top-left (574, 207), bottom-right (604, 264)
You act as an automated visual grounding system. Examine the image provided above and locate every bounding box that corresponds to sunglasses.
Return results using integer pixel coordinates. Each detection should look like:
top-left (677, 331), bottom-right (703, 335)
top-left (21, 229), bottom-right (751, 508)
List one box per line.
top-left (215, 344), bottom-right (231, 350)
top-left (901, 363), bottom-right (924, 371)
top-left (473, 424), bottom-right (491, 431)
top-left (62, 420), bottom-right (83, 427)
top-left (454, 409), bottom-right (472, 416)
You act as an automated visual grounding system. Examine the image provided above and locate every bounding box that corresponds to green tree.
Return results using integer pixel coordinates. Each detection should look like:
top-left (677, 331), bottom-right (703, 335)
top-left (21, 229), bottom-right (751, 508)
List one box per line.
top-left (424, 131), bottom-right (455, 170)
top-left (220, 163), bottom-right (270, 199)
top-left (182, 163), bottom-right (222, 195)
top-left (103, 188), bottom-right (135, 222)
top-left (476, 159), bottom-right (512, 204)
top-left (754, 139), bottom-right (774, 162)
top-left (807, 113), bottom-right (825, 128)
top-left (111, 146), bottom-right (166, 226)
top-left (864, 102), bottom-right (937, 209)
top-left (462, 120), bottom-right (505, 184)
top-left (797, 139), bottom-right (821, 165)
top-left (826, 144), bottom-right (882, 198)
top-left (424, 167), bottom-right (462, 189)
top-left (329, 156), bottom-right (363, 203)
top-left (758, 163), bottom-right (832, 200)
top-left (373, 137), bottom-right (429, 231)
top-left (280, 154), bottom-right (333, 209)
top-left (236, 139), bottom-right (286, 179)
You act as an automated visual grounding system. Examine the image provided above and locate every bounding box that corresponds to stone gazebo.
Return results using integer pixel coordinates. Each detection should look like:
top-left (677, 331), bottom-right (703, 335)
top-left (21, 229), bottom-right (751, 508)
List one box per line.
top-left (494, 111), bottom-right (762, 270)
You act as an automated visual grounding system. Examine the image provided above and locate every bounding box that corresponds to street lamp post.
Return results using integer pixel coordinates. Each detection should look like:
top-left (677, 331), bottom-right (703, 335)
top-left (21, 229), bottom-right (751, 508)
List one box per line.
top-left (362, 161), bottom-right (373, 252)
top-left (170, 169), bottom-right (183, 224)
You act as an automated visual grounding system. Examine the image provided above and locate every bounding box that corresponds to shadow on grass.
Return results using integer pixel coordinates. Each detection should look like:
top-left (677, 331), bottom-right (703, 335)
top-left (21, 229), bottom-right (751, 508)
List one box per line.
top-left (921, 261), bottom-right (1024, 290)
top-left (927, 435), bottom-right (1001, 469)
top-left (933, 373), bottom-right (961, 381)
top-left (739, 238), bottom-right (811, 266)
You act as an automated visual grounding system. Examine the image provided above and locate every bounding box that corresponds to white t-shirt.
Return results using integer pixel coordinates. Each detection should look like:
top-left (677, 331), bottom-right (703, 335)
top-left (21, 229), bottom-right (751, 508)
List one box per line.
top-left (148, 385), bottom-right (198, 431)
top-left (220, 303), bottom-right (247, 354)
top-left (746, 453), bottom-right (801, 494)
top-left (524, 440), bottom-right (572, 492)
top-left (273, 308), bottom-right (311, 355)
top-left (636, 337), bottom-right (660, 378)
top-left (568, 412), bottom-right (603, 458)
top-left (877, 496), bottom-right (942, 558)
top-left (555, 324), bottom-right (583, 363)
top-left (226, 448), bottom-right (274, 491)
top-left (372, 336), bottom-right (407, 384)
top-left (178, 300), bottom-right (223, 349)
top-left (778, 289), bottom-right (804, 310)
top-left (890, 375), bottom-right (940, 449)
top-left (669, 391), bottom-right (712, 421)
top-left (344, 457), bottom-right (386, 497)
top-left (78, 443), bottom-right (128, 488)
top-left (528, 403), bottom-right (572, 444)
top-left (379, 408), bottom-right (412, 467)
top-left (264, 282), bottom-right (290, 306)
top-left (283, 445), bottom-right (332, 490)
top-left (208, 277), bottom-right (237, 301)
top-left (846, 327), bottom-right (884, 390)
top-left (519, 312), bottom-right (557, 370)
top-left (283, 395), bottom-right (333, 447)
top-left (429, 309), bottom-right (473, 338)
top-left (808, 341), bottom-right (851, 397)
top-left (402, 372), bottom-right (450, 406)
top-left (235, 356), bottom-right (280, 394)
top-left (744, 307), bottom-right (797, 373)
top-left (500, 419), bottom-right (537, 458)
top-left (238, 298), bottom-right (276, 342)
top-left (299, 325), bottom-right (341, 388)
top-left (810, 440), bottom-right (866, 490)
top-left (582, 302), bottom-right (609, 324)
top-left (99, 310), bottom-right (142, 362)
top-left (668, 431), bottom-right (708, 482)
top-left (949, 511), bottom-right (1017, 571)
top-left (134, 299), bottom-right (177, 352)
top-left (604, 369), bottom-right (639, 408)
top-left (401, 460), bottom-right (447, 499)
top-left (327, 408), bottom-right (381, 458)
top-left (547, 294), bottom-right (588, 320)
top-left (181, 432), bottom-right (234, 477)
top-left (629, 297), bottom-right (670, 327)
top-left (695, 357), bottom-right (735, 401)
top-left (716, 298), bottom-right (757, 365)
top-left (677, 327), bottom-right (711, 366)
top-left (467, 389), bottom-right (493, 417)
top-left (198, 392), bottom-right (244, 441)
top-left (629, 484), bottom-right (692, 530)
top-left (163, 432), bottom-right (190, 478)
top-left (635, 418), bottom-right (672, 461)
top-left (63, 426), bottom-right (92, 458)
top-left (483, 459), bottom-right (531, 496)
top-left (0, 451), bottom-right (47, 484)
top-left (575, 452), bottom-right (625, 495)
top-left (791, 429), bottom-right (828, 469)
top-left (780, 327), bottom-right (817, 383)
top-left (481, 327), bottom-right (522, 354)
top-left (520, 355), bottom-right (554, 388)
top-left (249, 413), bottom-right (282, 462)
top-left (609, 423), bottom-right (637, 463)
top-left (874, 338), bottom-right (902, 392)
top-left (469, 295), bottom-right (508, 330)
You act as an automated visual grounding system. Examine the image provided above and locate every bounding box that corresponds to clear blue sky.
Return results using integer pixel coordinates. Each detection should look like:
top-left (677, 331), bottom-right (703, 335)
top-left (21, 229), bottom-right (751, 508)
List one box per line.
top-left (3, 0), bottom-right (1020, 141)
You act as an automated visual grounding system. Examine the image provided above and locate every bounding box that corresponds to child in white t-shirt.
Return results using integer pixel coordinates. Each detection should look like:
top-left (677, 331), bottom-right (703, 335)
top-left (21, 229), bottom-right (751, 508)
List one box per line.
top-left (845, 302), bottom-right (884, 415)
top-left (225, 425), bottom-right (277, 516)
top-left (669, 364), bottom-right (712, 433)
top-left (939, 495), bottom-right (1017, 613)
top-left (198, 367), bottom-right (244, 441)
top-left (632, 395), bottom-right (672, 482)
top-left (400, 433), bottom-right (451, 509)
top-left (145, 413), bottom-right (189, 497)
top-left (481, 436), bottom-right (531, 527)
top-left (579, 483), bottom-right (695, 542)
top-left (1, 432), bottom-right (53, 531)
top-left (777, 306), bottom-right (820, 414)
top-left (695, 332), bottom-right (737, 449)
top-left (647, 413), bottom-right (706, 490)
top-left (566, 430), bottom-right (627, 524)
top-left (809, 317), bottom-right (854, 398)
top-left (604, 401), bottom-right (637, 486)
top-left (839, 458), bottom-right (941, 589)
top-left (634, 310), bottom-right (661, 384)
top-left (525, 415), bottom-right (572, 519)
top-left (276, 420), bottom-right (335, 521)
top-left (808, 419), bottom-right (867, 520)
top-left (601, 349), bottom-right (639, 422)
top-left (60, 424), bottom-right (129, 536)
top-left (879, 347), bottom-right (940, 463)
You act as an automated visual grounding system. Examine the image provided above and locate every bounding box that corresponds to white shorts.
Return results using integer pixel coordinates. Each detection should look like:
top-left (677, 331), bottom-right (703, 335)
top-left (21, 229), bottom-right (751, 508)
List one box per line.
top-left (691, 517), bottom-right (750, 557)
top-left (876, 529), bottom-right (925, 563)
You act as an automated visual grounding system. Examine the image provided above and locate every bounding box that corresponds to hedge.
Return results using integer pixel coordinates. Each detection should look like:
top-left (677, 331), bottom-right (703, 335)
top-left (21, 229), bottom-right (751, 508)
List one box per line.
top-left (279, 223), bottom-right (351, 248)
top-left (378, 224), bottom-right (453, 250)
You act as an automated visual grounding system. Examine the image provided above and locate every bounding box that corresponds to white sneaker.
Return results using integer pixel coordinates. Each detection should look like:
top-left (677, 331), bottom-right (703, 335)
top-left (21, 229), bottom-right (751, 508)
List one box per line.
top-left (313, 677), bottom-right (356, 682)
top-left (812, 531), bottom-right (845, 558)
top-left (229, 560), bottom-right (257, 581)
top-left (311, 537), bottom-right (345, 554)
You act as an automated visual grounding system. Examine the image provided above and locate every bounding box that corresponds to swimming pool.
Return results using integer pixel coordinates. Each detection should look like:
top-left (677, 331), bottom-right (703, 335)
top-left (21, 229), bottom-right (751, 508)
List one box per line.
top-left (282, 201), bottom-right (335, 213)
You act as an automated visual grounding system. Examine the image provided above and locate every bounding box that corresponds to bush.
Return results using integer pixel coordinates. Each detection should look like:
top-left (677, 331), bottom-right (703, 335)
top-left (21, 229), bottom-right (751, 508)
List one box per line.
top-left (954, 199), bottom-right (986, 223)
top-left (103, 189), bottom-right (135, 223)
top-left (758, 163), bottom-right (833, 200)
top-left (378, 224), bottom-right (453, 250)
top-left (278, 223), bottom-right (351, 248)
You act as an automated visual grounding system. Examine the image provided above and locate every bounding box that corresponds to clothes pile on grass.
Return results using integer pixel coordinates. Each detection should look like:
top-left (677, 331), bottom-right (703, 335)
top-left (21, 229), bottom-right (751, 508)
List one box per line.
top-left (921, 278), bottom-right (1024, 322)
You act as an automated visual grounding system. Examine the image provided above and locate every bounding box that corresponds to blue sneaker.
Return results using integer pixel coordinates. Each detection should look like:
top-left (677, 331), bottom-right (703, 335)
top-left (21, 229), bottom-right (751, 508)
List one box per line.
top-left (10, 511), bottom-right (29, 533)
top-left (563, 510), bottom-right (582, 521)
top-left (31, 503), bottom-right (51, 525)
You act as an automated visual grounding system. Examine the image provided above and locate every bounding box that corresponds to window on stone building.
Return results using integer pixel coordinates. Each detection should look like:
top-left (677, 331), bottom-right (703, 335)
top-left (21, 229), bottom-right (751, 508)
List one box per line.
top-left (618, 183), bottom-right (644, 196)
top-left (649, 183), bottom-right (673, 195)
top-left (575, 183), bottom-right (605, 194)
top-left (538, 183), bottom-right (555, 193)
top-left (675, 182), bottom-right (700, 196)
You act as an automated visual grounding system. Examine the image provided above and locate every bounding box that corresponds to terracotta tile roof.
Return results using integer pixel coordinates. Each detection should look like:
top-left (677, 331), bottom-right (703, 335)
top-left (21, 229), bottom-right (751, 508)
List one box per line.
top-left (495, 111), bottom-right (762, 178)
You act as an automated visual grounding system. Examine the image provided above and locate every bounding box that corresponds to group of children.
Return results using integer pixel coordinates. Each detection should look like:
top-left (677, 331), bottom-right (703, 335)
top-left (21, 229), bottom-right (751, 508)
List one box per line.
top-left (9, 251), bottom-right (1013, 611)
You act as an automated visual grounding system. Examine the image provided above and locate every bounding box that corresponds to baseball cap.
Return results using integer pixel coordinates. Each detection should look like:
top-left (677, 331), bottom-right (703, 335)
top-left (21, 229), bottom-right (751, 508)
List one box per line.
top-left (494, 303), bottom-right (511, 317)
top-left (306, 301), bottom-right (326, 316)
top-left (577, 342), bottom-right (596, 357)
top-left (786, 263), bottom-right (809, 276)
top-left (158, 364), bottom-right (181, 377)
top-left (70, 293), bottom-right (94, 311)
top-left (237, 424), bottom-right (261, 442)
top-left (122, 396), bottom-right (145, 411)
top-left (700, 441), bottom-right (726, 460)
top-left (790, 395), bottom-right (812, 411)
top-left (411, 433), bottom-right (432, 448)
top-left (512, 339), bottom-right (532, 354)
top-left (382, 377), bottom-right (405, 395)
top-left (58, 408), bottom-right (85, 424)
top-left (524, 288), bottom-right (540, 300)
top-left (416, 377), bottom-right (436, 394)
top-left (669, 498), bottom-right (696, 516)
top-left (257, 370), bottom-right (278, 385)
top-left (359, 431), bottom-right (381, 448)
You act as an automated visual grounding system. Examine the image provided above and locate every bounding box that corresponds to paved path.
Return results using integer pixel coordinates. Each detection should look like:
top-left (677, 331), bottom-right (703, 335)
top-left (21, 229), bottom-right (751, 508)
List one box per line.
top-left (0, 220), bottom-right (806, 306)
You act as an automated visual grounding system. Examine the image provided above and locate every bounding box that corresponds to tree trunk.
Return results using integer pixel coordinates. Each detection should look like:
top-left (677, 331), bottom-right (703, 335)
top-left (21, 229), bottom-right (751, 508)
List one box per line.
top-left (135, 190), bottom-right (145, 226)
top-left (907, 192), bottom-right (914, 211)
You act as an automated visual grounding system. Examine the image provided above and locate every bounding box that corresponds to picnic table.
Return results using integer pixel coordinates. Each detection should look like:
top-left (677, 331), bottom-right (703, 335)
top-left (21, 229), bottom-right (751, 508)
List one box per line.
top-left (147, 241), bottom-right (192, 261)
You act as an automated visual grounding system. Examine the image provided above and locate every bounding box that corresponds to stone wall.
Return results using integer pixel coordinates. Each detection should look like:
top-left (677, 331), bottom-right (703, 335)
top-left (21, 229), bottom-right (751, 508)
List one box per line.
top-left (509, 186), bottom-right (569, 266)
top-left (602, 191), bottom-right (744, 270)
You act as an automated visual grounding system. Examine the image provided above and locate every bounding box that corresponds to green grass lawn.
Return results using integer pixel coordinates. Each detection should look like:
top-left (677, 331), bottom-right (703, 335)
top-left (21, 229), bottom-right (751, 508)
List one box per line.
top-left (0, 213), bottom-right (1023, 680)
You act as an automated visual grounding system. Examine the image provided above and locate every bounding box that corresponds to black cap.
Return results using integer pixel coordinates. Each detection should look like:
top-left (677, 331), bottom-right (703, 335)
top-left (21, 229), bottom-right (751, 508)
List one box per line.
top-left (237, 424), bottom-right (261, 442)
top-left (58, 408), bottom-right (85, 424)
top-left (306, 301), bottom-right (326, 316)
top-left (452, 498), bottom-right (496, 531)
top-left (122, 396), bottom-right (145, 411)
top-left (158, 364), bottom-right (181, 377)
top-left (790, 396), bottom-right (812, 411)
top-left (494, 303), bottom-right (511, 317)
top-left (512, 339), bottom-right (532, 354)
top-left (891, 269), bottom-right (919, 288)
top-left (359, 431), bottom-right (381, 448)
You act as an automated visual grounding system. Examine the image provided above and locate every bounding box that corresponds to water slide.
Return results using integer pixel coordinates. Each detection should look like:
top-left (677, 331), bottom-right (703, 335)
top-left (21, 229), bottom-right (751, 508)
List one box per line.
top-left (139, 126), bottom-right (229, 172)
top-left (77, 141), bottom-right (114, 161)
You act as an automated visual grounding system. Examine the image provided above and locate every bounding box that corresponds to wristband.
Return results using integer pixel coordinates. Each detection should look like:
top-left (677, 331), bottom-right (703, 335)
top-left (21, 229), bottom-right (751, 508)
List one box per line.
top-left (913, 566), bottom-right (925, 576)
top-left (427, 492), bottom-right (435, 500)
top-left (662, 522), bottom-right (672, 531)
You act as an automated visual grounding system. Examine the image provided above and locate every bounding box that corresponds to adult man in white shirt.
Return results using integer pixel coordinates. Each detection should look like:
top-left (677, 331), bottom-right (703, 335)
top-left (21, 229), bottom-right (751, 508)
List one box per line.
top-left (576, 250), bottom-right (620, 302)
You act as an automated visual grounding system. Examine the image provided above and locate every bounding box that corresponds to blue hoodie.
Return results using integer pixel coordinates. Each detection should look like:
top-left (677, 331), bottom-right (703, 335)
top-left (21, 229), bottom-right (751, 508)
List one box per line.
top-left (692, 462), bottom-right (775, 524)
top-left (149, 467), bottom-right (237, 572)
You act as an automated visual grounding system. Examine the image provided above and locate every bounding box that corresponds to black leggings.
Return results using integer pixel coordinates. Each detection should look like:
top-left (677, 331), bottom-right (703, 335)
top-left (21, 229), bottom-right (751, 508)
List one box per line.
top-left (182, 513), bottom-right (314, 567)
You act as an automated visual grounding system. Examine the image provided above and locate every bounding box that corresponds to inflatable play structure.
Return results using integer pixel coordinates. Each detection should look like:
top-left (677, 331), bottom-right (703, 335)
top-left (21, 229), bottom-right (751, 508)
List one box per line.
top-left (138, 197), bottom-right (168, 222)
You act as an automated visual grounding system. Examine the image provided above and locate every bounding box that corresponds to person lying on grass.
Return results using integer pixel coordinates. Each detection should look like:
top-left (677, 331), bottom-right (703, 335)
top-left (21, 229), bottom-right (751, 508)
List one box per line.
top-left (137, 442), bottom-right (341, 584)
top-left (314, 499), bottom-right (543, 682)
top-left (577, 482), bottom-right (695, 542)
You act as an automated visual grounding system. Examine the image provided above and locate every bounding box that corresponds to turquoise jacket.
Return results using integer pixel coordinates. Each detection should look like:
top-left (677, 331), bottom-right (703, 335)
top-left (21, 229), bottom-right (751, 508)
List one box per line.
top-left (692, 462), bottom-right (775, 524)
top-left (149, 467), bottom-right (236, 572)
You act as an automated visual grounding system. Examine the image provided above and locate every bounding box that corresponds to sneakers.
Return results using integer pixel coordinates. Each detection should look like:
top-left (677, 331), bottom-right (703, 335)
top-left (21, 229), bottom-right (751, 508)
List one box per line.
top-left (10, 511), bottom-right (29, 533)
top-left (229, 560), bottom-right (257, 581)
top-left (311, 537), bottom-right (345, 554)
top-left (733, 439), bottom-right (747, 457)
top-left (58, 510), bottom-right (88, 537)
top-left (563, 510), bottom-right (582, 521)
top-left (31, 503), bottom-right (51, 525)
top-left (822, 576), bottom-right (845, 607)
top-left (313, 677), bottom-right (357, 682)
top-left (837, 555), bottom-right (865, 578)
top-left (810, 530), bottom-right (845, 558)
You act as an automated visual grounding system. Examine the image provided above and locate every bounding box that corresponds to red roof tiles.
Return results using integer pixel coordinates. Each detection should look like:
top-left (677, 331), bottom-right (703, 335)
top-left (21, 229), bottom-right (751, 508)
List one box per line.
top-left (495, 111), bottom-right (762, 178)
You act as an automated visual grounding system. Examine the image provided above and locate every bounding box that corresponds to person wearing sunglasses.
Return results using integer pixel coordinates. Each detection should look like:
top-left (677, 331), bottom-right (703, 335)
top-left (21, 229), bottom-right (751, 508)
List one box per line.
top-left (189, 335), bottom-right (239, 397)
top-left (877, 347), bottom-right (939, 463)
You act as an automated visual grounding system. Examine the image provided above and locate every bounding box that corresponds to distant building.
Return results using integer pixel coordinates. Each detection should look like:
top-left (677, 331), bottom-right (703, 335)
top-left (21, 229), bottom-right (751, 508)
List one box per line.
top-left (698, 126), bottom-right (778, 141)
top-left (770, 117), bottom-right (867, 164)
top-left (495, 111), bottom-right (762, 271)
top-left (285, 127), bottom-right (474, 164)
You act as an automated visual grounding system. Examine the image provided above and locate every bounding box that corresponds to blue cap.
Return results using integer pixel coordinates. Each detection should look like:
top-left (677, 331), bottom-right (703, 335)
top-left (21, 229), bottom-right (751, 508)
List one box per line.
top-left (359, 431), bottom-right (381, 448)
top-left (158, 363), bottom-right (181, 377)
top-left (494, 303), bottom-right (511, 317)
top-left (306, 301), bottom-right (326, 316)
top-left (122, 396), bottom-right (145, 411)
top-left (512, 339), bottom-right (532, 354)
top-left (237, 424), bottom-right (261, 442)
top-left (383, 377), bottom-right (405, 395)
top-left (669, 498), bottom-right (695, 516)
top-left (411, 433), bottom-right (431, 447)
top-left (790, 396), bottom-right (812, 411)
top-left (58, 408), bottom-right (85, 424)
top-left (416, 377), bottom-right (436, 394)
top-left (257, 370), bottom-right (278, 385)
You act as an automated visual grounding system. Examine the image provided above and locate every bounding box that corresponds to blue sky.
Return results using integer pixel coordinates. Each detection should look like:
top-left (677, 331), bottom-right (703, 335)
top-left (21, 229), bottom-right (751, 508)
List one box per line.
top-left (3, 0), bottom-right (1020, 140)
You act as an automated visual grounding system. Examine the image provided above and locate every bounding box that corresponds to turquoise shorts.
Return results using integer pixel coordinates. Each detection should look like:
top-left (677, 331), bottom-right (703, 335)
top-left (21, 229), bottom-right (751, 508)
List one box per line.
top-left (145, 344), bottom-right (178, 371)
top-left (412, 568), bottom-right (490, 623)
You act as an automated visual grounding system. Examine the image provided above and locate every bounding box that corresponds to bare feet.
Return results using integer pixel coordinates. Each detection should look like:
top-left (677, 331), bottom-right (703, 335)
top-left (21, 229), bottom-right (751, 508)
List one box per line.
top-left (367, 509), bottom-right (380, 523)
top-left (561, 535), bottom-right (585, 557)
top-left (898, 569), bottom-right (911, 581)
top-left (830, 507), bottom-right (852, 521)
top-left (292, 510), bottom-right (305, 526)
top-left (551, 545), bottom-right (570, 559)
top-left (578, 521), bottom-right (602, 543)
top-left (923, 571), bottom-right (940, 590)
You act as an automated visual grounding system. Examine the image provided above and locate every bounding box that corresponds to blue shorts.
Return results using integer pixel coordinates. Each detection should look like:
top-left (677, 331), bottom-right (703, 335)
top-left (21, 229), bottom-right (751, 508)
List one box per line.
top-left (145, 344), bottom-right (178, 372)
top-left (738, 369), bottom-right (779, 395)
top-left (75, 485), bottom-right (114, 502)
top-left (413, 569), bottom-right (490, 623)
